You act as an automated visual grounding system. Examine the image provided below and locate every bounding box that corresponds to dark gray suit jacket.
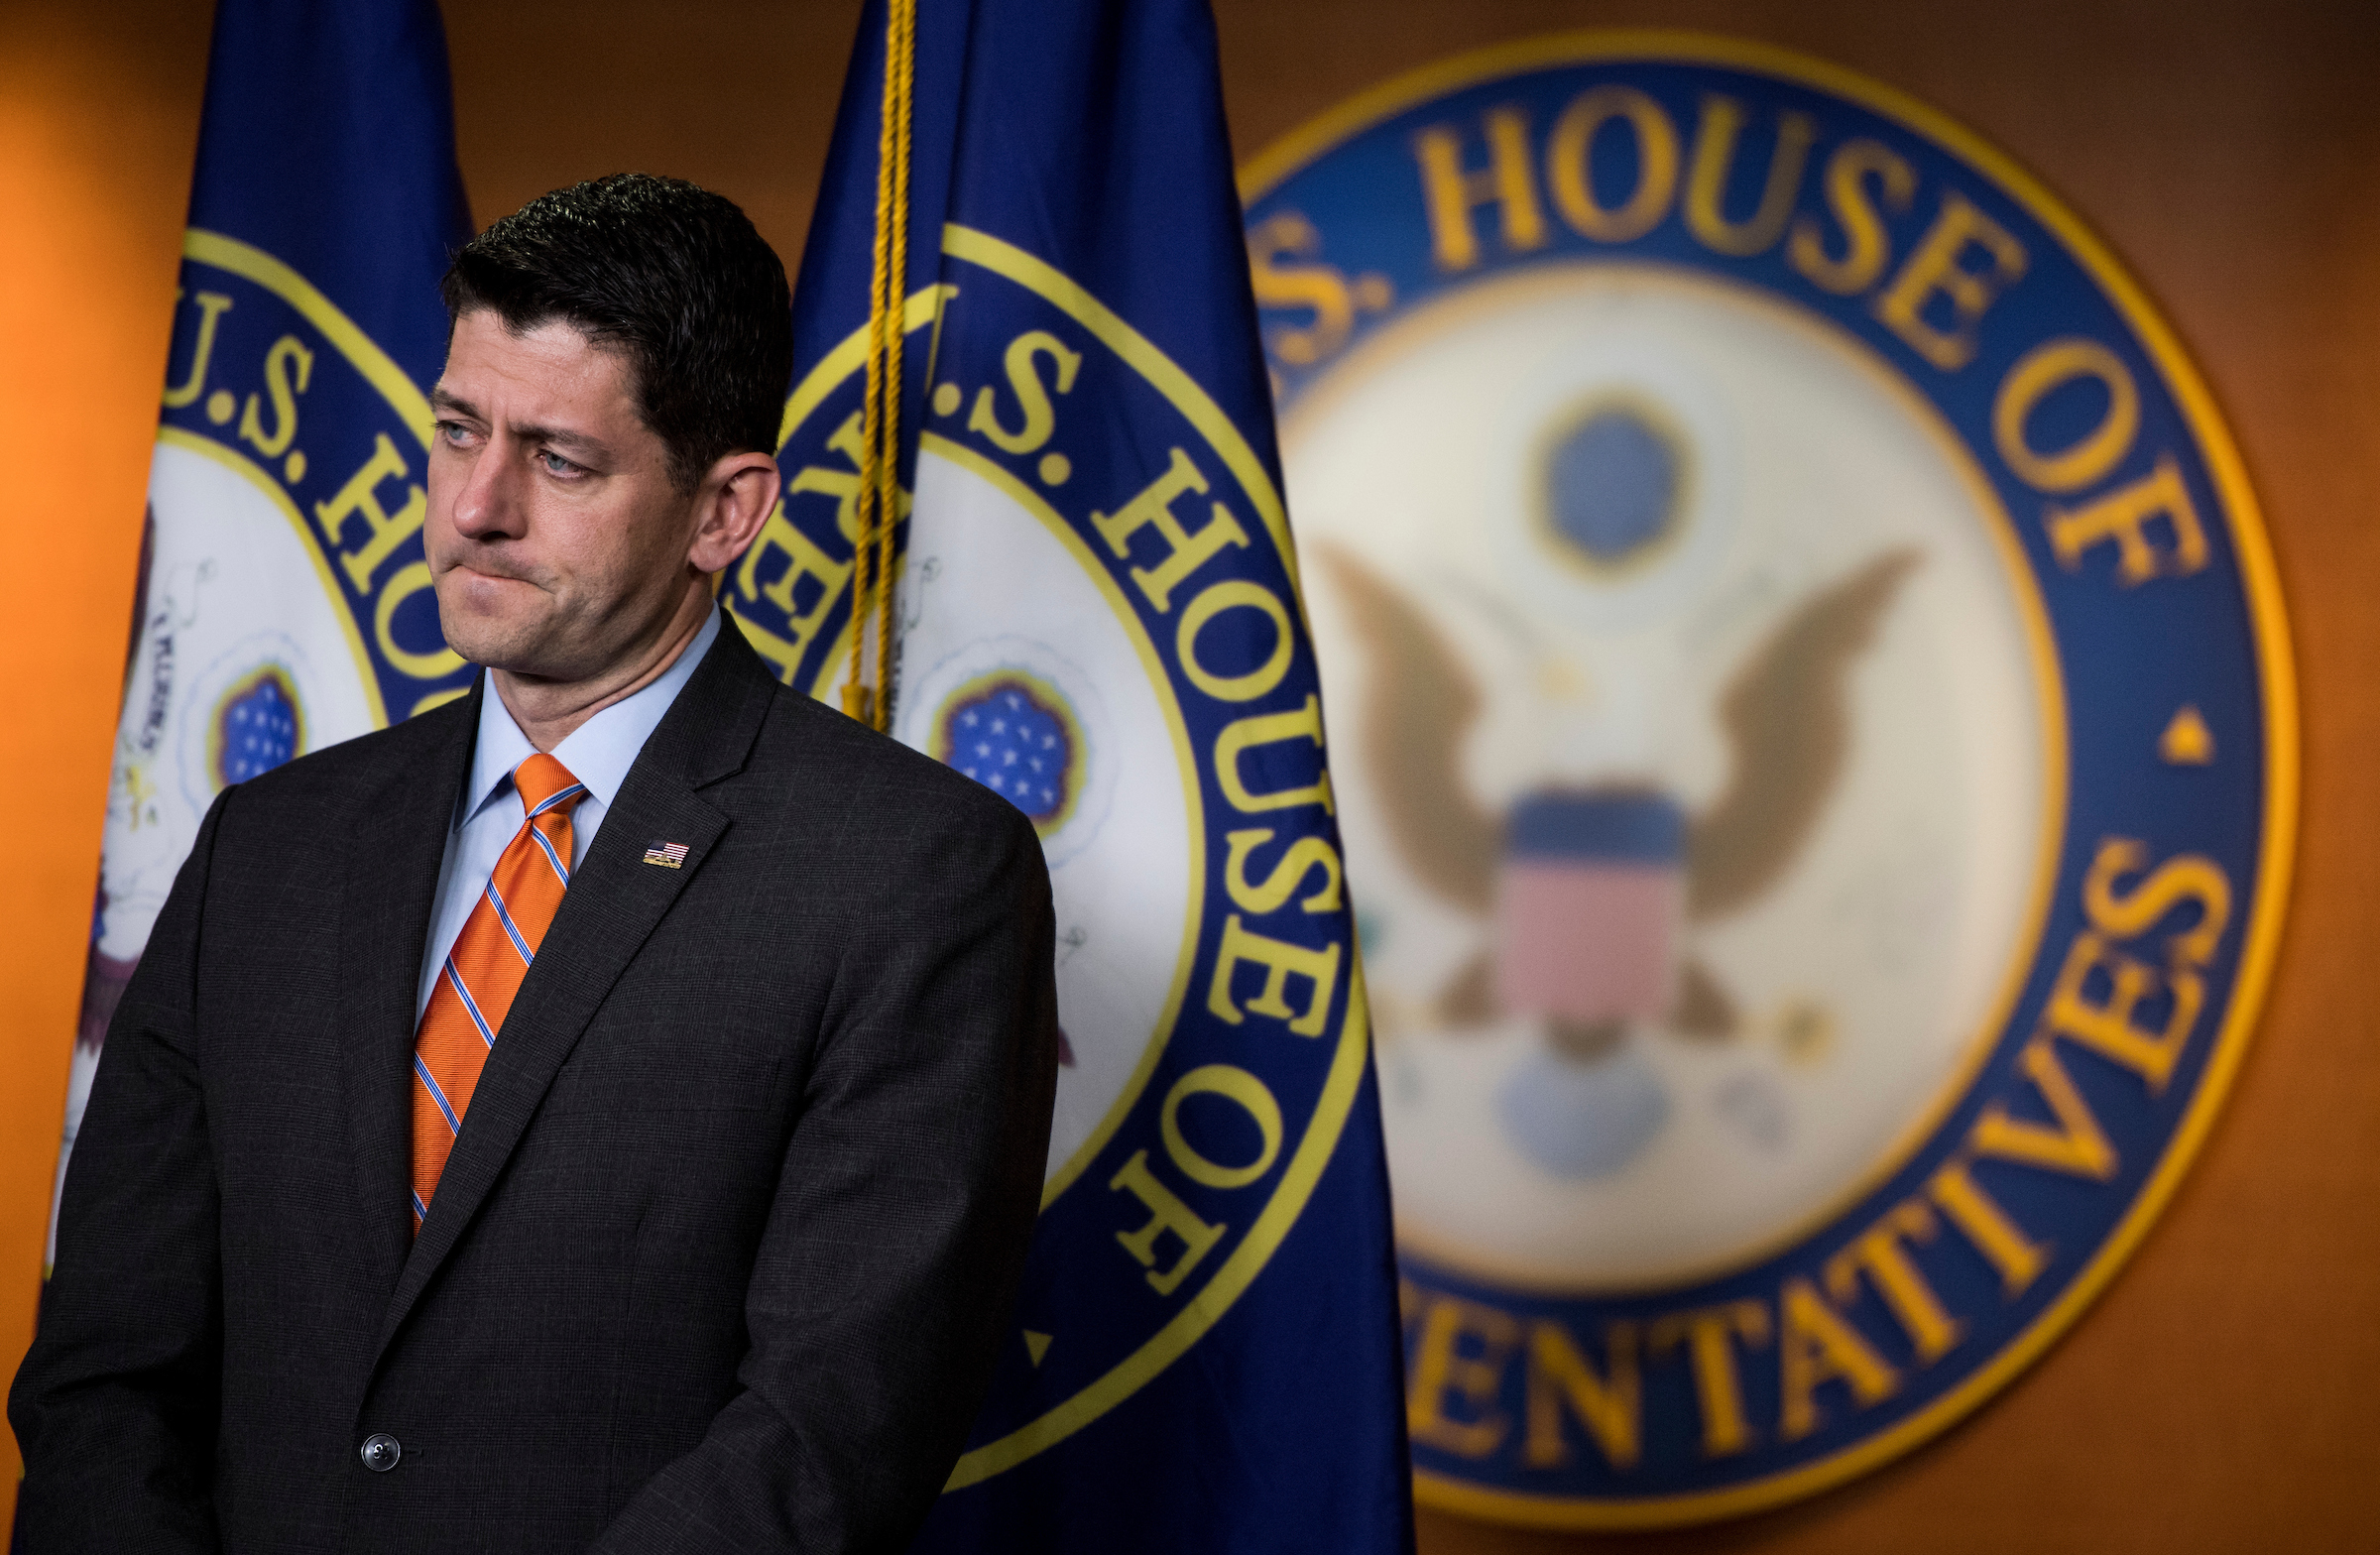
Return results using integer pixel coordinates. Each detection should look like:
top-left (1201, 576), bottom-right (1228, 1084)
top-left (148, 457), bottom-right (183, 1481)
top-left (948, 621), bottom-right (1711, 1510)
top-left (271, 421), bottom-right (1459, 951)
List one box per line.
top-left (10, 619), bottom-right (1060, 1554)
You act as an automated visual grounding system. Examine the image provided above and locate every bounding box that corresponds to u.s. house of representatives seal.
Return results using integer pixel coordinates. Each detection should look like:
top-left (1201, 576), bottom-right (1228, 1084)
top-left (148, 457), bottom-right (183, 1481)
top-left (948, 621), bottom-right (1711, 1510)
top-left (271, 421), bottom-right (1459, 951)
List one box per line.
top-left (1239, 33), bottom-right (2296, 1527)
top-left (68, 233), bottom-right (474, 1231)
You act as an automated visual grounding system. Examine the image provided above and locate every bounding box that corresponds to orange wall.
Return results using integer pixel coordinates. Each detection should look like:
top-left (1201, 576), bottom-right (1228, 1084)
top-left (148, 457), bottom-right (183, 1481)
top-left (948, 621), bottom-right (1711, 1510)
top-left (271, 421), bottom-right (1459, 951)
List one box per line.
top-left (4, 1), bottom-right (2377, 1546)
top-left (0, 3), bottom-right (210, 1517)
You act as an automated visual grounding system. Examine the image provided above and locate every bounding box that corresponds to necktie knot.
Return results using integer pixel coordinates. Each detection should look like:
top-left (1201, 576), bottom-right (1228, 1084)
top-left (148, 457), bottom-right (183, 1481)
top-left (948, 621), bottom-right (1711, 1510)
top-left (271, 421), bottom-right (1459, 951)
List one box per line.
top-left (514, 753), bottom-right (586, 819)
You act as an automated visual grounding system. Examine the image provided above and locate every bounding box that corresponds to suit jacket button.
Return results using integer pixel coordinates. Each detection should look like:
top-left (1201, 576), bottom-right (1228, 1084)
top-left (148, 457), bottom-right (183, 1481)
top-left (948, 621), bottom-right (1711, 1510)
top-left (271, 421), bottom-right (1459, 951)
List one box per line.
top-left (360, 1433), bottom-right (402, 1472)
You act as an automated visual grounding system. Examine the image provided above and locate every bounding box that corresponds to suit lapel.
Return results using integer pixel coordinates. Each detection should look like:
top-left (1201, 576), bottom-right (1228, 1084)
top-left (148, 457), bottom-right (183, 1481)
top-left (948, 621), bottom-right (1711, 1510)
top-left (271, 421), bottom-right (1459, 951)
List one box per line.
top-left (339, 680), bottom-right (481, 1299)
top-left (376, 621), bottom-right (778, 1356)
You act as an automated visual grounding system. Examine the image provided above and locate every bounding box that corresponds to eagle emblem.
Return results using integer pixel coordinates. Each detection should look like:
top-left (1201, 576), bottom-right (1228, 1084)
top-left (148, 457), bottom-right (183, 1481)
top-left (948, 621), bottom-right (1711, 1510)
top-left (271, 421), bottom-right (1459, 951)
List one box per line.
top-left (1322, 540), bottom-right (1919, 1177)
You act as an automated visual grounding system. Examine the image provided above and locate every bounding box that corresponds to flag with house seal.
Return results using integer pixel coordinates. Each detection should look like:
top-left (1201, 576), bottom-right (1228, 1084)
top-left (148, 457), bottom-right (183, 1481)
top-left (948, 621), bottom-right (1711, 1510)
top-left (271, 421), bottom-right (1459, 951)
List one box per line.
top-left (733, 0), bottom-right (1413, 1545)
top-left (50, 0), bottom-right (473, 1256)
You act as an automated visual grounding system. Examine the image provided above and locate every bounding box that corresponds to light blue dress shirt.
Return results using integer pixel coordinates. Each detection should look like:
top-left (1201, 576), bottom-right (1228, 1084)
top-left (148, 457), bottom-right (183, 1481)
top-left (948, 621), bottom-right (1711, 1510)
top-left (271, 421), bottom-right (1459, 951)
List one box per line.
top-left (413, 605), bottom-right (723, 1022)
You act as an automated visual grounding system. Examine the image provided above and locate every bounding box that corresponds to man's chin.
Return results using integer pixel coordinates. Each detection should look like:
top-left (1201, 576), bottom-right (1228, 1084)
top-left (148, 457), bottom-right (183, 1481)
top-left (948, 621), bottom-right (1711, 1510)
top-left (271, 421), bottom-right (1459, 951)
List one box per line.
top-left (434, 576), bottom-right (551, 667)
top-left (434, 610), bottom-right (553, 675)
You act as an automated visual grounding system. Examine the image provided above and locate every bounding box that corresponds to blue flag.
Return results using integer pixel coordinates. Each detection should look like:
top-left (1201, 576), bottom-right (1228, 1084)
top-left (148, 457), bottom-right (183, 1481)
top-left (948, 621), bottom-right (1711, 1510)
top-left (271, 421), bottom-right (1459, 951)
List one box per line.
top-left (734, 1), bottom-right (1414, 1546)
top-left (56, 0), bottom-right (471, 1248)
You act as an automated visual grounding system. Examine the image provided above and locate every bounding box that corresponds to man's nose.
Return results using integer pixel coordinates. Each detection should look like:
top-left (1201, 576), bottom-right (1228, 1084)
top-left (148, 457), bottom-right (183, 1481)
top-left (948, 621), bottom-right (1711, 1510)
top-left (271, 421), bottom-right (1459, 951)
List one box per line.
top-left (450, 434), bottom-right (527, 539)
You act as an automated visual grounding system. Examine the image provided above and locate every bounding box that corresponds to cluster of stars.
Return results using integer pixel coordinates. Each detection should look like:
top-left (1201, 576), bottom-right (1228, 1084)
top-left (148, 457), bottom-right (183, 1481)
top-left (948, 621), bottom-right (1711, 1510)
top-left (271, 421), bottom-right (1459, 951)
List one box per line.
top-left (944, 680), bottom-right (1075, 822)
top-left (215, 671), bottom-right (300, 784)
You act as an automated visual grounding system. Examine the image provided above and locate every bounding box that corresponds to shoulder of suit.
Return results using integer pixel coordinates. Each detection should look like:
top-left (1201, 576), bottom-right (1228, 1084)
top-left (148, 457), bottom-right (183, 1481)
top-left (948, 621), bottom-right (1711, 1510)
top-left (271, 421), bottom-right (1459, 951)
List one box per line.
top-left (745, 682), bottom-right (1036, 841)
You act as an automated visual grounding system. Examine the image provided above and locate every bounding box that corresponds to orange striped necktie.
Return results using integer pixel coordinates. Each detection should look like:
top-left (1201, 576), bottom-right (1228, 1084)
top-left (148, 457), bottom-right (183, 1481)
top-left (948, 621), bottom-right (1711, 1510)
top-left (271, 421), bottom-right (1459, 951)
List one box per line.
top-left (411, 752), bottom-right (587, 1230)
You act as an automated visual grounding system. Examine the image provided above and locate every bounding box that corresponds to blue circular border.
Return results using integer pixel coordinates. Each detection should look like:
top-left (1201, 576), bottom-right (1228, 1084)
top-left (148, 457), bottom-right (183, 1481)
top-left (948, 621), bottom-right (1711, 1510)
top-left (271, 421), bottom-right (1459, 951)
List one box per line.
top-left (1241, 31), bottom-right (2297, 1527)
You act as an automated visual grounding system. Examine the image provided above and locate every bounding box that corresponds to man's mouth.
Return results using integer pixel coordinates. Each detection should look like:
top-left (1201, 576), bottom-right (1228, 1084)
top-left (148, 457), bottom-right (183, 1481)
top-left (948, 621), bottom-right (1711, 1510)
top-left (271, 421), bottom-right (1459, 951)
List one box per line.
top-left (442, 558), bottom-right (543, 589)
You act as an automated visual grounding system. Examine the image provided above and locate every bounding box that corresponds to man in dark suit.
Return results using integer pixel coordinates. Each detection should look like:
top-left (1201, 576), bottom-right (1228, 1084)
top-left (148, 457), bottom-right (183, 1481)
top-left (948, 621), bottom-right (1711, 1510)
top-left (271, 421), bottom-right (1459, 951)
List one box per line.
top-left (10, 174), bottom-right (1060, 1553)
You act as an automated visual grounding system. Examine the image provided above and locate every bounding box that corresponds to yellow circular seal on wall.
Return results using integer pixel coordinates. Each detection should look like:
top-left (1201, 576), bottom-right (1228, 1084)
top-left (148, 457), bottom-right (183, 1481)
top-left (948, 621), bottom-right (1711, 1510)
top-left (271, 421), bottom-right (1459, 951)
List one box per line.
top-left (1242, 31), bottom-right (2295, 1527)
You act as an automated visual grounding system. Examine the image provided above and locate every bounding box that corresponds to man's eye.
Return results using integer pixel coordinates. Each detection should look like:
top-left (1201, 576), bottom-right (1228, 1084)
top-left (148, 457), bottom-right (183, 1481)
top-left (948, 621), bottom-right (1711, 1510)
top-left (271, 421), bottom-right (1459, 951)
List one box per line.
top-left (436, 420), bottom-right (472, 445)
top-left (538, 449), bottom-right (583, 477)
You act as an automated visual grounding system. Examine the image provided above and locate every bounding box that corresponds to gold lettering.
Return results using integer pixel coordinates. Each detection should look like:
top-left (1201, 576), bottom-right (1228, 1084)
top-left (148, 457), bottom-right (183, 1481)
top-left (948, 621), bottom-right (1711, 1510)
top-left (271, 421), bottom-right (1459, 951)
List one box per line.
top-left (799, 410), bottom-right (871, 538)
top-left (2044, 454), bottom-right (2209, 584)
top-left (1207, 914), bottom-right (1341, 1037)
top-left (1158, 1064), bottom-right (1283, 1190)
top-left (1406, 1295), bottom-right (1520, 1458)
top-left (1684, 94), bottom-right (1818, 257)
top-left (238, 335), bottom-right (315, 458)
top-left (1546, 85), bottom-right (1679, 243)
top-left (1223, 828), bottom-right (1343, 914)
top-left (1824, 1200), bottom-right (1964, 1364)
top-left (1927, 1155), bottom-right (2052, 1297)
top-left (1777, 1276), bottom-right (1899, 1442)
top-left (161, 290), bottom-right (235, 409)
top-left (1109, 1149), bottom-right (1224, 1296)
top-left (371, 560), bottom-right (464, 680)
top-left (1089, 447), bottom-right (1250, 611)
top-left (2044, 932), bottom-right (2202, 1093)
top-left (1524, 1320), bottom-right (1641, 1470)
top-left (1787, 138), bottom-right (1916, 295)
top-left (967, 329), bottom-right (1081, 455)
top-left (735, 510), bottom-right (852, 667)
top-left (1413, 108), bottom-right (1547, 272)
top-left (1649, 1300), bottom-right (1770, 1457)
top-left (1249, 210), bottom-right (1356, 367)
top-left (1970, 1035), bottom-right (2119, 1180)
top-left (314, 433), bottom-right (426, 593)
top-left (735, 411), bottom-right (868, 680)
top-left (1993, 338), bottom-right (2140, 492)
top-left (1177, 579), bottom-right (1293, 702)
top-left (1215, 695), bottom-right (1334, 815)
top-left (2082, 838), bottom-right (2230, 966)
top-left (1873, 190), bottom-right (2029, 370)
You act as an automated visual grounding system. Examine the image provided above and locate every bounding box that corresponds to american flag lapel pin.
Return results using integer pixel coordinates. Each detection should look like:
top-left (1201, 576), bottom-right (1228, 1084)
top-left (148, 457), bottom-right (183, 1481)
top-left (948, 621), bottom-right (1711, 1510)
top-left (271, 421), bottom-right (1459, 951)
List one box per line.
top-left (642, 840), bottom-right (689, 869)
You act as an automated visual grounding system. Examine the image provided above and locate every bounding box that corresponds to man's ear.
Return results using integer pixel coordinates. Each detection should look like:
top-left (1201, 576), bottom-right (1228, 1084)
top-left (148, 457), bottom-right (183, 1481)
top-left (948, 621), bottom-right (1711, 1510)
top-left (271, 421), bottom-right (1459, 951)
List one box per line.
top-left (687, 450), bottom-right (782, 575)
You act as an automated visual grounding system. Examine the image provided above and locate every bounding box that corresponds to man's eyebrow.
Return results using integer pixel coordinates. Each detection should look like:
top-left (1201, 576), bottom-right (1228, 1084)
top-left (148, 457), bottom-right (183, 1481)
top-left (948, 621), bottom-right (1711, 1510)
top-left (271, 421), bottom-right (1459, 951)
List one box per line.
top-left (428, 390), bottom-right (614, 460)
top-left (511, 421), bottom-right (613, 459)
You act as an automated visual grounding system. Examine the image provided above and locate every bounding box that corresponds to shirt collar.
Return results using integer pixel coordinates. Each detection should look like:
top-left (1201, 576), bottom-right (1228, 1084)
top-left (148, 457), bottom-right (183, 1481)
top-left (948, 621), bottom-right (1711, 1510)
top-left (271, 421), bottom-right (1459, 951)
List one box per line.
top-left (458, 603), bottom-right (723, 829)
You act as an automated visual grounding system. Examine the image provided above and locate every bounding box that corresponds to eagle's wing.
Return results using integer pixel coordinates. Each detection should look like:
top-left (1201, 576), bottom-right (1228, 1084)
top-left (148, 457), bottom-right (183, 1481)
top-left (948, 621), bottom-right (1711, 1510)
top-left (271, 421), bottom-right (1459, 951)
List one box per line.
top-left (1314, 541), bottom-right (1499, 913)
top-left (1687, 548), bottom-right (1921, 921)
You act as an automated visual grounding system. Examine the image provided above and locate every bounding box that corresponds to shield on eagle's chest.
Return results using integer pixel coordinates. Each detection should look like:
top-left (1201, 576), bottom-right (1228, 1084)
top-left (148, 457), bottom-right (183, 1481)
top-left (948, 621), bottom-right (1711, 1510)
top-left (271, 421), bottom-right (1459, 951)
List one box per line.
top-left (1493, 789), bottom-right (1684, 1026)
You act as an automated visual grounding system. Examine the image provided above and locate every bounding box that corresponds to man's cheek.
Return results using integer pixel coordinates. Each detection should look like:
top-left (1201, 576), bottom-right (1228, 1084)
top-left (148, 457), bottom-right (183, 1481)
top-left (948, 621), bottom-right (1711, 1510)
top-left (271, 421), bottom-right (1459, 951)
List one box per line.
top-left (421, 466), bottom-right (461, 558)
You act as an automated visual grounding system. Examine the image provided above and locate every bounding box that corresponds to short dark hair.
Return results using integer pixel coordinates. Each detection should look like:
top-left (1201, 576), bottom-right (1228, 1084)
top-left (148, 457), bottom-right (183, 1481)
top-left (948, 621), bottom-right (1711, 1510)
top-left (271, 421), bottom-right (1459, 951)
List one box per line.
top-left (441, 174), bottom-right (790, 491)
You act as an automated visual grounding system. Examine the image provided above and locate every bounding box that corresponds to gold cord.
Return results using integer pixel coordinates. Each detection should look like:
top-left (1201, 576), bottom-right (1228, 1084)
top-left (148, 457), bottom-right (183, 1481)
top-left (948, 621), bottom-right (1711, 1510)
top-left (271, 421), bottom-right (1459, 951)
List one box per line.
top-left (844, 0), bottom-right (917, 731)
